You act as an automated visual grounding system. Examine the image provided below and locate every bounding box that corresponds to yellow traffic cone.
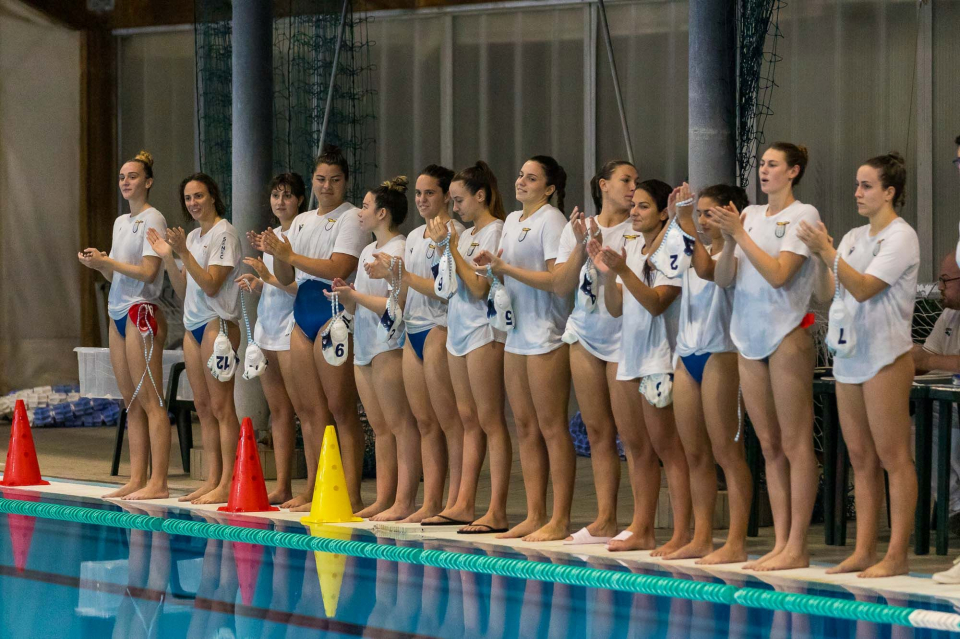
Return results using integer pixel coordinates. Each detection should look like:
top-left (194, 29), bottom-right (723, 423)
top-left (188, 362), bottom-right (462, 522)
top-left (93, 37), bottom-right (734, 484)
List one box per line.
top-left (301, 425), bottom-right (362, 525)
top-left (307, 525), bottom-right (350, 618)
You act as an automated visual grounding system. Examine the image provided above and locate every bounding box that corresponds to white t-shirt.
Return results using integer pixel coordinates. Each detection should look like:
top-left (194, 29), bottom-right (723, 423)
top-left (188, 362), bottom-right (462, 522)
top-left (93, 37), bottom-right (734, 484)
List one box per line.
top-left (107, 208), bottom-right (168, 320)
top-left (831, 218), bottom-right (919, 383)
top-left (616, 237), bottom-right (682, 380)
top-left (730, 201), bottom-right (822, 359)
top-left (182, 218), bottom-right (243, 331)
top-left (499, 205), bottom-right (572, 355)
top-left (675, 253), bottom-right (736, 360)
top-left (353, 235), bottom-right (406, 366)
top-left (556, 217), bottom-right (632, 362)
top-left (254, 226), bottom-right (296, 351)
top-left (446, 219), bottom-right (507, 357)
top-left (924, 309), bottom-right (960, 365)
top-left (403, 219), bottom-right (466, 333)
top-left (286, 202), bottom-right (366, 286)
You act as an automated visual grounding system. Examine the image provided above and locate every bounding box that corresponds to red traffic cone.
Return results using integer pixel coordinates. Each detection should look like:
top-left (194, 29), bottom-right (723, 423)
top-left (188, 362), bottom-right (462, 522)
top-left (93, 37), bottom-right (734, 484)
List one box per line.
top-left (1, 400), bottom-right (49, 487)
top-left (218, 417), bottom-right (278, 513)
top-left (2, 489), bottom-right (39, 572)
top-left (232, 540), bottom-right (265, 606)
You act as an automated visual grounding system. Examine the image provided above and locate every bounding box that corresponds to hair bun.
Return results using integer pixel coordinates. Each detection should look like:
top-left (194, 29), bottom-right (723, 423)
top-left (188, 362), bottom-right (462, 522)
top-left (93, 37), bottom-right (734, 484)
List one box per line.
top-left (135, 150), bottom-right (154, 168)
top-left (381, 175), bottom-right (408, 193)
top-left (887, 150), bottom-right (906, 166)
top-left (797, 145), bottom-right (809, 163)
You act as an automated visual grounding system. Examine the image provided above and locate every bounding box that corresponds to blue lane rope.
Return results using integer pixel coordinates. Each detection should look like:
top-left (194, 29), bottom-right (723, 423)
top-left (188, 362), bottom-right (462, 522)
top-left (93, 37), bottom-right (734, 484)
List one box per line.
top-left (0, 497), bottom-right (957, 632)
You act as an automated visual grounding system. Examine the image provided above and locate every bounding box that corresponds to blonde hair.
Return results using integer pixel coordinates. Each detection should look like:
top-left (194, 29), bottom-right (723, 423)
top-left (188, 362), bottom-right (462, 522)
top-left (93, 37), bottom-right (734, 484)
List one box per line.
top-left (130, 150), bottom-right (154, 180)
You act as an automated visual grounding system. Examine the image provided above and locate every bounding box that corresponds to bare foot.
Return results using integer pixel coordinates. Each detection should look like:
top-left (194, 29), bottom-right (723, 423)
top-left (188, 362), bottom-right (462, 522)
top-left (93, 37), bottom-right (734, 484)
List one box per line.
top-left (651, 533), bottom-right (691, 557)
top-left (178, 483), bottom-right (217, 503)
top-left (400, 505), bottom-right (442, 524)
top-left (753, 548), bottom-right (809, 572)
top-left (522, 521), bottom-right (570, 543)
top-left (122, 485), bottom-right (170, 501)
top-left (458, 513), bottom-right (509, 534)
top-left (607, 530), bottom-right (656, 552)
top-left (742, 545), bottom-right (785, 570)
top-left (858, 556), bottom-right (908, 579)
top-left (825, 551), bottom-right (877, 575)
top-left (192, 486), bottom-right (230, 505)
top-left (423, 506), bottom-right (477, 527)
top-left (267, 487), bottom-right (293, 505)
top-left (495, 516), bottom-right (547, 540)
top-left (355, 500), bottom-right (392, 519)
top-left (564, 518), bottom-right (618, 542)
top-left (697, 543), bottom-right (748, 565)
top-left (370, 503), bottom-right (417, 522)
top-left (663, 539), bottom-right (713, 561)
top-left (281, 491), bottom-right (312, 510)
top-left (103, 480), bottom-right (146, 499)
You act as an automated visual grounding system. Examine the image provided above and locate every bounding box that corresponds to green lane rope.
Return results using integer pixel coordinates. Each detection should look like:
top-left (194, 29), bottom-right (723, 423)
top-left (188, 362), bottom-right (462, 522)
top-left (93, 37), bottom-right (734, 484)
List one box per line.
top-left (1, 498), bottom-right (958, 632)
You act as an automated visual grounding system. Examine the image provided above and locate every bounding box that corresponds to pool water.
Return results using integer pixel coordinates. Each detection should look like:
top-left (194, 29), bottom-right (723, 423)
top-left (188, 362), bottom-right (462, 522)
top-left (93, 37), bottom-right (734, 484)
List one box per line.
top-left (0, 491), bottom-right (957, 638)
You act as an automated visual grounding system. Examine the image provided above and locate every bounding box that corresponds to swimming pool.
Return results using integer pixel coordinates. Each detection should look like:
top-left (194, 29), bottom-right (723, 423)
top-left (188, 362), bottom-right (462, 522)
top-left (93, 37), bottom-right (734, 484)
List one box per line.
top-left (2, 489), bottom-right (959, 638)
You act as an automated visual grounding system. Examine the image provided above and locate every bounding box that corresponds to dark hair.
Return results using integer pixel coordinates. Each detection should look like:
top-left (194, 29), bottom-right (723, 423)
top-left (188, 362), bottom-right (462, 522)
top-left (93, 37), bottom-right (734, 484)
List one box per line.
top-left (127, 150), bottom-right (154, 181)
top-left (314, 144), bottom-right (350, 182)
top-left (590, 160), bottom-right (635, 210)
top-left (269, 172), bottom-right (307, 213)
top-left (420, 164), bottom-right (456, 194)
top-left (452, 161), bottom-right (506, 220)
top-left (179, 172), bottom-right (227, 221)
top-left (955, 134), bottom-right (960, 146)
top-left (370, 176), bottom-right (409, 228)
top-left (768, 141), bottom-right (810, 186)
top-left (863, 151), bottom-right (908, 208)
top-left (636, 179), bottom-right (673, 282)
top-left (529, 155), bottom-right (568, 213)
top-left (697, 184), bottom-right (750, 213)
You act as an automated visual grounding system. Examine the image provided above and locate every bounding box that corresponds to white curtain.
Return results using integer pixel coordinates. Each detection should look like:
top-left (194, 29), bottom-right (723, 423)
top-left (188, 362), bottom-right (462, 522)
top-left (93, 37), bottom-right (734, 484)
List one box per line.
top-left (0, 0), bottom-right (81, 393)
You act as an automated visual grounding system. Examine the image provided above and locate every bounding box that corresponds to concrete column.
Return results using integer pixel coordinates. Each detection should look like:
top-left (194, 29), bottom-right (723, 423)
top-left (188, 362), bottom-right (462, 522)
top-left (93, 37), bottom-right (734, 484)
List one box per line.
top-left (688, 0), bottom-right (737, 189)
top-left (231, 0), bottom-right (273, 430)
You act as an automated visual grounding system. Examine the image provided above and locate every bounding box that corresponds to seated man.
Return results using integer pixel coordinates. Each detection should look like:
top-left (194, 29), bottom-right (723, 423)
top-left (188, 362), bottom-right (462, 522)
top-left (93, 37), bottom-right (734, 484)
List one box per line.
top-left (920, 254), bottom-right (960, 583)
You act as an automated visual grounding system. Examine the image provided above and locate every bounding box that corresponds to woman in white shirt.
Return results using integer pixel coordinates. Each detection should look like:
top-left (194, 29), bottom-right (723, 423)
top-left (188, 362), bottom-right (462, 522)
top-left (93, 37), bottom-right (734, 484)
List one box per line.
top-left (147, 173), bottom-right (242, 505)
top-left (365, 165), bottom-right (468, 523)
top-left (331, 177), bottom-right (421, 521)
top-left (421, 162), bottom-right (511, 534)
top-left (235, 173), bottom-right (302, 505)
top-left (710, 142), bottom-right (821, 571)
top-left (553, 160), bottom-right (636, 545)
top-left (473, 156), bottom-right (573, 542)
top-left (257, 146), bottom-right (366, 511)
top-left (661, 183), bottom-right (754, 564)
top-left (590, 179), bottom-right (692, 554)
top-left (78, 150), bottom-right (169, 500)
top-left (798, 152), bottom-right (918, 578)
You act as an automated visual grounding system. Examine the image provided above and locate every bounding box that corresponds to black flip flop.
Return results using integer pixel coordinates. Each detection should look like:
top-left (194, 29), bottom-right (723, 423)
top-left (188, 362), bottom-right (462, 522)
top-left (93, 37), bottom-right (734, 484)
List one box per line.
top-left (457, 523), bottom-right (509, 535)
top-left (420, 514), bottom-right (473, 527)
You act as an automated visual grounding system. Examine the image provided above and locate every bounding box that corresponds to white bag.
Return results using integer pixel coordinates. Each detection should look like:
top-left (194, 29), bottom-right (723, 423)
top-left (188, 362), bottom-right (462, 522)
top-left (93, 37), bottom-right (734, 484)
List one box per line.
top-left (485, 270), bottom-right (515, 332)
top-left (639, 373), bottom-right (673, 408)
top-left (242, 343), bottom-right (268, 380)
top-left (378, 257), bottom-right (405, 343)
top-left (207, 320), bottom-right (239, 382)
top-left (826, 253), bottom-right (856, 358)
top-left (433, 236), bottom-right (458, 300)
top-left (649, 216), bottom-right (696, 278)
top-left (578, 262), bottom-right (599, 313)
top-left (322, 316), bottom-right (350, 366)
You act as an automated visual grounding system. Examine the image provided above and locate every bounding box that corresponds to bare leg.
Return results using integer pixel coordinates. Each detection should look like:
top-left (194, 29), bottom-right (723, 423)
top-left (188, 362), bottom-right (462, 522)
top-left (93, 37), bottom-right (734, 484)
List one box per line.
top-left (260, 348), bottom-right (296, 505)
top-left (103, 321), bottom-right (148, 498)
top-left (178, 327), bottom-right (220, 502)
top-left (423, 327), bottom-right (465, 512)
top-left (738, 355), bottom-right (790, 570)
top-left (400, 338), bottom-right (445, 523)
top-left (642, 400), bottom-right (691, 557)
top-left (497, 353), bottom-right (548, 539)
top-left (124, 314), bottom-right (172, 500)
top-left (353, 363), bottom-right (396, 519)
top-left (565, 343), bottom-right (619, 540)
top-left (698, 352), bottom-right (751, 565)
top-left (607, 377), bottom-right (658, 552)
top-left (369, 349), bottom-right (421, 522)
top-left (316, 338), bottom-right (364, 510)
top-left (522, 346), bottom-right (574, 542)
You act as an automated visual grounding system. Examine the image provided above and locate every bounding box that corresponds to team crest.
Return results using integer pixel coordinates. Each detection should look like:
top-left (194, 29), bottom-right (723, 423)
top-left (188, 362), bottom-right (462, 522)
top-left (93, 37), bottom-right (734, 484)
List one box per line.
top-left (426, 243), bottom-right (436, 259)
top-left (775, 221), bottom-right (789, 238)
top-left (467, 242), bottom-right (479, 256)
top-left (872, 239), bottom-right (884, 256)
top-left (324, 218), bottom-right (336, 231)
top-left (622, 234), bottom-right (638, 245)
top-left (518, 227), bottom-right (532, 242)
